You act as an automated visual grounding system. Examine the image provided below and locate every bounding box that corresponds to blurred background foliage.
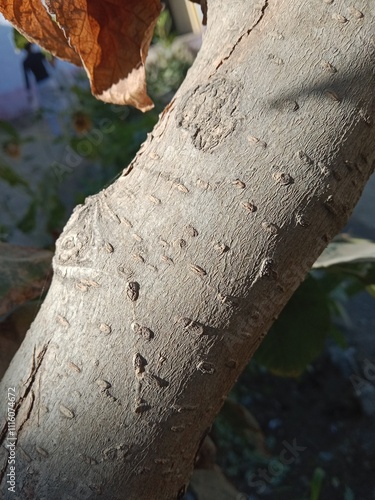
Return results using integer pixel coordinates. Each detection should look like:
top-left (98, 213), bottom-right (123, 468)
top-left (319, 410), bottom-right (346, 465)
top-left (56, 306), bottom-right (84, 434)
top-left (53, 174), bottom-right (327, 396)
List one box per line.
top-left (1, 10), bottom-right (193, 243)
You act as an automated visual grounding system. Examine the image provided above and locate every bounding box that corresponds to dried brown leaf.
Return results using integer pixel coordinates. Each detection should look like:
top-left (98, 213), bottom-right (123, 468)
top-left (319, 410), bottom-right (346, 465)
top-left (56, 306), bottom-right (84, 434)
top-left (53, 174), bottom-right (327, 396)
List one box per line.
top-left (0, 242), bottom-right (52, 316)
top-left (1, 0), bottom-right (161, 111)
top-left (0, 1), bottom-right (81, 64)
top-left (46, 0), bottom-right (161, 110)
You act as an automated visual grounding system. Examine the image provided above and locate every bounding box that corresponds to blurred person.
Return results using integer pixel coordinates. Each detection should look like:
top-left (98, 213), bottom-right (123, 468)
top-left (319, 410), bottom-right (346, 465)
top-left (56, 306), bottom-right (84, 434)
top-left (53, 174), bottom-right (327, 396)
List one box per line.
top-left (23, 42), bottom-right (63, 136)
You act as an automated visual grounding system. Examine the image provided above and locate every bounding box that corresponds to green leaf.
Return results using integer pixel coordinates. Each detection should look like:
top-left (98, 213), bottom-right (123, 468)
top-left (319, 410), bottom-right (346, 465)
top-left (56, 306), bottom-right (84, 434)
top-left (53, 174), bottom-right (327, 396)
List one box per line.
top-left (254, 276), bottom-right (331, 377)
top-left (153, 9), bottom-right (173, 44)
top-left (314, 237), bottom-right (375, 268)
top-left (310, 467), bottom-right (326, 500)
top-left (17, 201), bottom-right (38, 233)
top-left (46, 196), bottom-right (66, 234)
top-left (0, 161), bottom-right (29, 189)
top-left (0, 120), bottom-right (19, 141)
top-left (328, 326), bottom-right (347, 348)
top-left (366, 284), bottom-right (375, 299)
top-left (344, 486), bottom-right (355, 500)
top-left (219, 399), bottom-right (266, 454)
top-left (12, 28), bottom-right (29, 51)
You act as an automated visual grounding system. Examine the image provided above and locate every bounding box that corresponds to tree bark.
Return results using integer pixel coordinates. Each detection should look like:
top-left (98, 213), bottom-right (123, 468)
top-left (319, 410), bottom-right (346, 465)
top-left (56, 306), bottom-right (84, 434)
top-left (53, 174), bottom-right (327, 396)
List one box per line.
top-left (1, 0), bottom-right (375, 498)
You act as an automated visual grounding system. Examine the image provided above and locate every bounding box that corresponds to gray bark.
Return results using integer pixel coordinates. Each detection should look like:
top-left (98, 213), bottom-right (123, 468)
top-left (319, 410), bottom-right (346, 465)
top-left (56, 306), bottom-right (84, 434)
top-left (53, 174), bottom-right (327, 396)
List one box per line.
top-left (1, 0), bottom-right (375, 498)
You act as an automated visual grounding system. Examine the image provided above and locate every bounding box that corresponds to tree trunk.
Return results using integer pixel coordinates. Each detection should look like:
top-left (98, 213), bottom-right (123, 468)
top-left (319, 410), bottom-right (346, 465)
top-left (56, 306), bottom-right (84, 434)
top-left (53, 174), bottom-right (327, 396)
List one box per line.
top-left (1, 0), bottom-right (374, 498)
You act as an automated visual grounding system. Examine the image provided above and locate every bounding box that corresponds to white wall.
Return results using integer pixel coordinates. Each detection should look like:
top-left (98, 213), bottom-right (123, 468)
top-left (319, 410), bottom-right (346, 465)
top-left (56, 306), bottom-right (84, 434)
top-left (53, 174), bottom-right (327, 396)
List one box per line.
top-left (0, 20), bottom-right (80, 120)
top-left (168, 0), bottom-right (204, 34)
top-left (0, 24), bottom-right (24, 94)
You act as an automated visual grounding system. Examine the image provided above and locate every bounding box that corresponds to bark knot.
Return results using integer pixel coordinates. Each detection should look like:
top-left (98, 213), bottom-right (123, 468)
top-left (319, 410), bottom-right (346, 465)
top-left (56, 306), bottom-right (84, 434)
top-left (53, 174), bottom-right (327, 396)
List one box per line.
top-left (176, 78), bottom-right (241, 152)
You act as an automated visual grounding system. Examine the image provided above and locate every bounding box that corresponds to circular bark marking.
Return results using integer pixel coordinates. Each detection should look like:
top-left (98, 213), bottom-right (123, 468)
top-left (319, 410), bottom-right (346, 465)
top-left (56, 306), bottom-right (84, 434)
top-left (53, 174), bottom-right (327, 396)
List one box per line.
top-left (348, 7), bottom-right (363, 19)
top-left (178, 317), bottom-right (204, 335)
top-left (133, 353), bottom-right (147, 374)
top-left (225, 359), bottom-right (238, 369)
top-left (96, 379), bottom-right (111, 391)
top-left (241, 201), bottom-right (257, 212)
top-left (185, 224), bottom-right (199, 237)
top-left (248, 135), bottom-right (267, 148)
top-left (104, 242), bottom-right (114, 253)
top-left (127, 281), bottom-right (140, 302)
top-left (176, 78), bottom-right (241, 152)
top-left (295, 213), bottom-right (310, 227)
top-left (272, 171), bottom-right (294, 185)
top-left (131, 322), bottom-right (154, 341)
top-left (259, 258), bottom-right (275, 277)
top-left (57, 315), bottom-right (69, 327)
top-left (197, 361), bottom-right (215, 374)
top-left (59, 405), bottom-right (75, 419)
top-left (36, 446), bottom-right (49, 457)
top-left (68, 361), bottom-right (81, 373)
top-left (232, 179), bottom-right (246, 189)
top-left (134, 401), bottom-right (150, 413)
top-left (320, 60), bottom-right (337, 74)
top-left (100, 323), bottom-right (112, 335)
top-left (262, 222), bottom-right (278, 234)
top-left (332, 12), bottom-right (348, 23)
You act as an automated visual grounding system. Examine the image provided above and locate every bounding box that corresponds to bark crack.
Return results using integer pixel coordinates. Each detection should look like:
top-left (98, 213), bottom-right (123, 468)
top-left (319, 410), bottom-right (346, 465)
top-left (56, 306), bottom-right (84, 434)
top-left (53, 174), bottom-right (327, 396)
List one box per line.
top-left (0, 342), bottom-right (49, 485)
top-left (21, 345), bottom-right (48, 403)
top-left (17, 391), bottom-right (35, 436)
top-left (0, 459), bottom-right (7, 492)
top-left (214, 0), bottom-right (269, 72)
top-left (0, 422), bottom-right (7, 446)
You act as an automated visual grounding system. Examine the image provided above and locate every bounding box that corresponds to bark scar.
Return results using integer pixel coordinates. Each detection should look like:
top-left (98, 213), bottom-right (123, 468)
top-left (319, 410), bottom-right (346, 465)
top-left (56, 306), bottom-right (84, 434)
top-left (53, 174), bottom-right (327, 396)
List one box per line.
top-left (0, 342), bottom-right (49, 485)
top-left (215, 0), bottom-right (270, 71)
top-left (17, 391), bottom-right (36, 436)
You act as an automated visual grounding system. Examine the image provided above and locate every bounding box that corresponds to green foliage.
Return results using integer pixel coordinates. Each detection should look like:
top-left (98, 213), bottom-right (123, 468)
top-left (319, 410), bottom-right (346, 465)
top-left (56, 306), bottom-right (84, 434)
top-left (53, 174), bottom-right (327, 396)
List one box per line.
top-left (68, 82), bottom-right (159, 174)
top-left (344, 486), bottom-right (355, 500)
top-left (12, 28), bottom-right (54, 62)
top-left (148, 9), bottom-right (194, 99)
top-left (253, 238), bottom-right (375, 377)
top-left (1, 10), bottom-right (194, 246)
top-left (153, 9), bottom-right (174, 44)
top-left (214, 238), bottom-right (375, 494)
top-left (254, 275), bottom-right (333, 377)
top-left (0, 121), bottom-right (23, 170)
top-left (214, 406), bottom-right (269, 479)
top-left (17, 200), bottom-right (37, 233)
top-left (0, 120), bottom-right (20, 140)
top-left (310, 467), bottom-right (326, 500)
top-left (12, 29), bottom-right (28, 50)
top-left (0, 160), bottom-right (29, 190)
top-left (61, 14), bottom-right (191, 201)
top-left (147, 42), bottom-right (194, 98)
